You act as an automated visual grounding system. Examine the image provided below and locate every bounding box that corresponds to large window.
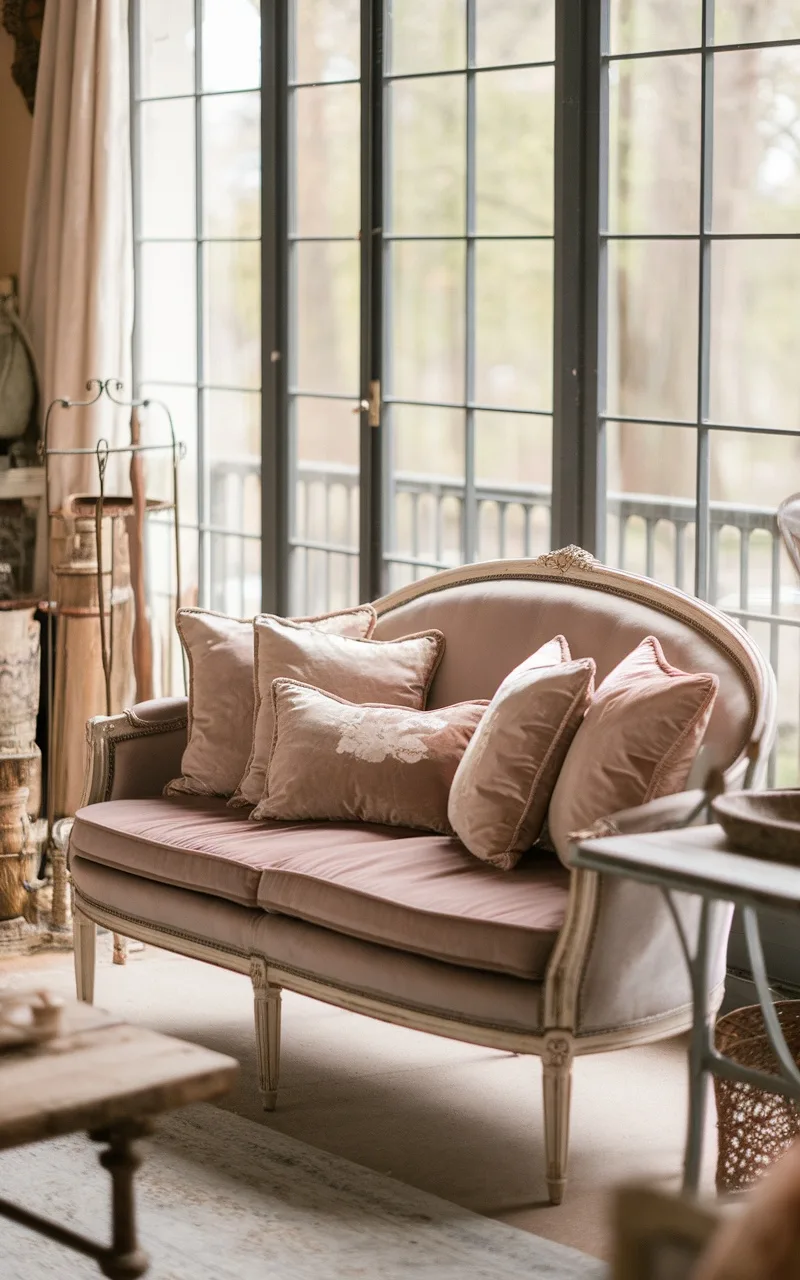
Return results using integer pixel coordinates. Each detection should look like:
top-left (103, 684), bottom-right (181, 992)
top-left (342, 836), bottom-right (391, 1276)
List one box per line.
top-left (600, 3), bottom-right (800, 782)
top-left (133, 0), bottom-right (800, 780)
top-left (132, 0), bottom-right (262, 688)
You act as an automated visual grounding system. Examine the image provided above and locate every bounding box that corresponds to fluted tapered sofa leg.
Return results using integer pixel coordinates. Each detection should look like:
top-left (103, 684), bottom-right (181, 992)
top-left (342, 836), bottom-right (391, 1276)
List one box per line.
top-left (74, 908), bottom-right (97, 1004)
top-left (250, 957), bottom-right (282, 1111)
top-left (542, 1033), bottom-right (574, 1206)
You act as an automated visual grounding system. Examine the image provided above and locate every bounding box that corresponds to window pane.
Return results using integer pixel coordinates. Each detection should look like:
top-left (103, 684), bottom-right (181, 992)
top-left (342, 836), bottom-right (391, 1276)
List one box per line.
top-left (202, 0), bottom-right (260, 93)
top-left (387, 0), bottom-right (465, 76)
top-left (139, 244), bottom-right (197, 384)
top-left (140, 383), bottom-right (198, 524)
top-left (292, 0), bottom-right (360, 84)
top-left (710, 430), bottom-right (798, 615)
top-left (140, 100), bottom-right (195, 239)
top-left (605, 420), bottom-right (697, 591)
top-left (475, 68), bottom-right (553, 235)
top-left (475, 412), bottom-right (552, 559)
top-left (710, 430), bottom-right (799, 784)
top-left (207, 390), bottom-right (260, 536)
top-left (202, 92), bottom-right (260, 239)
top-left (294, 84), bottom-right (360, 237)
top-left (714, 4), bottom-right (800, 46)
top-left (713, 47), bottom-right (800, 236)
top-left (291, 396), bottom-right (359, 615)
top-left (388, 78), bottom-right (466, 235)
top-left (138, 0), bottom-right (194, 98)
top-left (710, 241), bottom-right (800, 431)
top-left (387, 404), bottom-right (465, 574)
top-left (475, 0), bottom-right (554, 68)
top-left (605, 239), bottom-right (699, 423)
top-left (607, 55), bottom-right (701, 235)
top-left (609, 0), bottom-right (700, 55)
top-left (294, 242), bottom-right (359, 394)
top-left (209, 532), bottom-right (260, 616)
top-left (204, 242), bottom-right (261, 389)
top-left (387, 241), bottom-right (465, 403)
top-left (475, 241), bottom-right (553, 411)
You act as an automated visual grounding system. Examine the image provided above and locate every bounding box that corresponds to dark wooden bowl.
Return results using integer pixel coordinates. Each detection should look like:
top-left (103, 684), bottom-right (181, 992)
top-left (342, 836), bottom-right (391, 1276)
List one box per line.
top-left (713, 790), bottom-right (800, 864)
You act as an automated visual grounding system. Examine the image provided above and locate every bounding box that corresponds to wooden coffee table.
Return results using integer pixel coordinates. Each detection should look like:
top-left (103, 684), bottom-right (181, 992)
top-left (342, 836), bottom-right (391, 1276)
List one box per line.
top-left (0, 998), bottom-right (238, 1278)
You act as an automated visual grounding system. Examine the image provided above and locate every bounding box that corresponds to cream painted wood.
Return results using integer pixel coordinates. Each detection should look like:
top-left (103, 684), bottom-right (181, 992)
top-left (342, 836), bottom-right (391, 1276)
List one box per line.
top-left (72, 550), bottom-right (776, 1204)
top-left (542, 1032), bottom-right (574, 1207)
top-left (250, 958), bottom-right (282, 1112)
top-left (73, 907), bottom-right (96, 1004)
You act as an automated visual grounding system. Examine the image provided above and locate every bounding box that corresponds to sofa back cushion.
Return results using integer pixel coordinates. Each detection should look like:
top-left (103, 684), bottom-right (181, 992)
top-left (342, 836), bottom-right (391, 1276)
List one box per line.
top-left (547, 637), bottom-right (718, 862)
top-left (372, 568), bottom-right (760, 783)
top-left (234, 618), bottom-right (445, 806)
top-left (167, 605), bottom-right (376, 799)
top-left (254, 680), bottom-right (487, 834)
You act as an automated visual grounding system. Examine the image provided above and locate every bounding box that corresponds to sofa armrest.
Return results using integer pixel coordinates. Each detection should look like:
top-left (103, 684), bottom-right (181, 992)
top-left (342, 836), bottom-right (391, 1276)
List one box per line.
top-left (80, 697), bottom-right (189, 807)
top-left (569, 789), bottom-right (711, 845)
top-left (546, 789), bottom-right (731, 1038)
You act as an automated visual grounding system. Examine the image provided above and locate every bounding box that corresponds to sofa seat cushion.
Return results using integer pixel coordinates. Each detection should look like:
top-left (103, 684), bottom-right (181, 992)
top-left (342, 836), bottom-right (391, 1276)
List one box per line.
top-left (254, 834), bottom-right (569, 979)
top-left (70, 797), bottom-right (570, 979)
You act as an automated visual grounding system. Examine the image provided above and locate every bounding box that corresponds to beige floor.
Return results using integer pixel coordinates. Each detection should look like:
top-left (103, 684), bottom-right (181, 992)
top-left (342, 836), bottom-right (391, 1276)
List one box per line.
top-left (0, 939), bottom-right (717, 1262)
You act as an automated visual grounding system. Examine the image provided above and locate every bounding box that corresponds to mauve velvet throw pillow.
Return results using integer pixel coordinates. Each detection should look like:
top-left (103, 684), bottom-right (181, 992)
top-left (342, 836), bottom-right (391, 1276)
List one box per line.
top-left (547, 636), bottom-right (719, 864)
top-left (166, 605), bottom-right (376, 799)
top-left (233, 617), bottom-right (446, 807)
top-left (253, 680), bottom-right (487, 834)
top-left (448, 637), bottom-right (596, 870)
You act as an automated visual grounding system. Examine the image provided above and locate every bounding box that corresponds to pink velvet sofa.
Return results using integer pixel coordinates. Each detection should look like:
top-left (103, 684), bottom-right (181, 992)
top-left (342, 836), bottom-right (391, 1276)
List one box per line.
top-left (68, 550), bottom-right (776, 1204)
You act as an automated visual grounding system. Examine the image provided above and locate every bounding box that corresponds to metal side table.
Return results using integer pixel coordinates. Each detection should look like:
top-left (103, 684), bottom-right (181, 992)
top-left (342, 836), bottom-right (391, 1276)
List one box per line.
top-left (573, 823), bottom-right (800, 1194)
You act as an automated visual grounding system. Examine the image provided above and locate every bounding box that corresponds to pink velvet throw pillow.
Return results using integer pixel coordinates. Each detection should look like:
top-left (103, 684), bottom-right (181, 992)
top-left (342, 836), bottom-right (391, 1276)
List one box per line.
top-left (166, 604), bottom-right (376, 799)
top-left (233, 617), bottom-right (446, 807)
top-left (547, 636), bottom-right (719, 863)
top-left (448, 637), bottom-right (596, 870)
top-left (253, 680), bottom-right (487, 834)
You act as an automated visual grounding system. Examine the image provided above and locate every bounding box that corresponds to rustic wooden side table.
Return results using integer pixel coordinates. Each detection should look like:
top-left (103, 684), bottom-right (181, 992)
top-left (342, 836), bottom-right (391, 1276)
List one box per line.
top-left (573, 823), bottom-right (800, 1196)
top-left (0, 999), bottom-right (238, 1277)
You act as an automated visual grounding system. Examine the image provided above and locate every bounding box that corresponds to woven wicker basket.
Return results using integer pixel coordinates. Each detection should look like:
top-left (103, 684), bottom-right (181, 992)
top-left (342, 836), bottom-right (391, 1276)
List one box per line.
top-left (714, 1000), bottom-right (800, 1193)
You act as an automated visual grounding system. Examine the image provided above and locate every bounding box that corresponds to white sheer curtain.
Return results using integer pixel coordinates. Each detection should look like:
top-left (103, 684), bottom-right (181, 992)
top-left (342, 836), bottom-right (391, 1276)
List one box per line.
top-left (20, 0), bottom-right (133, 516)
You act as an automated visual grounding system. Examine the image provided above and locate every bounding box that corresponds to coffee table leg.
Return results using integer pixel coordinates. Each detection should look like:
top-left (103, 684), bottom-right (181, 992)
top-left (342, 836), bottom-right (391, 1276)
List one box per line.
top-left (90, 1121), bottom-right (151, 1279)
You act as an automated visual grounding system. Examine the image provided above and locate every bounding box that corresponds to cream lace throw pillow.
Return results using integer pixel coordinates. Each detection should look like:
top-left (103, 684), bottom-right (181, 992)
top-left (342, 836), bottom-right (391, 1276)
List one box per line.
top-left (165, 605), bottom-right (376, 799)
top-left (232, 617), bottom-right (446, 806)
top-left (547, 636), bottom-right (719, 865)
top-left (448, 636), bottom-right (596, 870)
top-left (253, 680), bottom-right (487, 834)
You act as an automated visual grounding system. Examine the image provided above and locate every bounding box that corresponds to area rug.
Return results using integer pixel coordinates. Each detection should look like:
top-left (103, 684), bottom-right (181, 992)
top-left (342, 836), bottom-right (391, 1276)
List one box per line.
top-left (0, 1103), bottom-right (606, 1279)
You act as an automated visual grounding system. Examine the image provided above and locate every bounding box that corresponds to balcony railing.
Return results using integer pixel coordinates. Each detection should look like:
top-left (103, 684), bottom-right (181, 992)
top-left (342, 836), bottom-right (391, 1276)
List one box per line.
top-left (209, 457), bottom-right (799, 783)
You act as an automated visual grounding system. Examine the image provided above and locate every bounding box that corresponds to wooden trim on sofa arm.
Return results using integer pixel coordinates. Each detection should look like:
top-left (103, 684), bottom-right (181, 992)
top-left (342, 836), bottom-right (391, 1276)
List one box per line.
top-left (80, 706), bottom-right (189, 808)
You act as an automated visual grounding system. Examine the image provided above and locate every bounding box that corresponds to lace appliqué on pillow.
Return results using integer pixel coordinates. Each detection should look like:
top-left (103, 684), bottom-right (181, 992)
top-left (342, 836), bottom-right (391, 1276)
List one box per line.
top-left (334, 707), bottom-right (448, 765)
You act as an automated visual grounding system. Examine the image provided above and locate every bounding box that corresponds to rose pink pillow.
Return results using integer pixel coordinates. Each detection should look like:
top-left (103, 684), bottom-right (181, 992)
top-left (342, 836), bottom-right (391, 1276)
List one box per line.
top-left (448, 637), bottom-right (596, 870)
top-left (547, 636), bottom-right (719, 863)
top-left (166, 604), bottom-right (376, 799)
top-left (233, 617), bottom-right (445, 806)
top-left (253, 679), bottom-right (487, 834)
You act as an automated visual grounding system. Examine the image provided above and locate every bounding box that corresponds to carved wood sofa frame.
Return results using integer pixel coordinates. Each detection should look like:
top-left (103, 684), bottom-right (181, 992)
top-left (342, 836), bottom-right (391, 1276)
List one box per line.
top-left (70, 552), bottom-right (776, 1205)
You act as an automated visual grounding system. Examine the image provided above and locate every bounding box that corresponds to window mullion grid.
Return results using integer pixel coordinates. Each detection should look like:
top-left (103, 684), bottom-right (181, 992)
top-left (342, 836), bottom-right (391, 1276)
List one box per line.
top-left (463, 0), bottom-right (477, 565)
top-left (380, 0), bottom-right (395, 592)
top-left (286, 28), bottom-right (300, 611)
top-left (359, 0), bottom-right (384, 602)
top-left (193, 0), bottom-right (208, 607)
top-left (694, 0), bottom-right (714, 603)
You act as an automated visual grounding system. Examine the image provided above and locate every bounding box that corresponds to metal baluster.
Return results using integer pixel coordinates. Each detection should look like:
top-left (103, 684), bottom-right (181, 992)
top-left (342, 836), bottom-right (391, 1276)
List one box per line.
top-left (675, 522), bottom-right (686, 591)
top-left (709, 524), bottom-right (720, 607)
top-left (523, 503), bottom-right (532, 557)
top-left (498, 502), bottom-right (507, 559)
top-left (769, 532), bottom-right (781, 787)
top-left (645, 518), bottom-right (655, 579)
top-left (739, 526), bottom-right (750, 626)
